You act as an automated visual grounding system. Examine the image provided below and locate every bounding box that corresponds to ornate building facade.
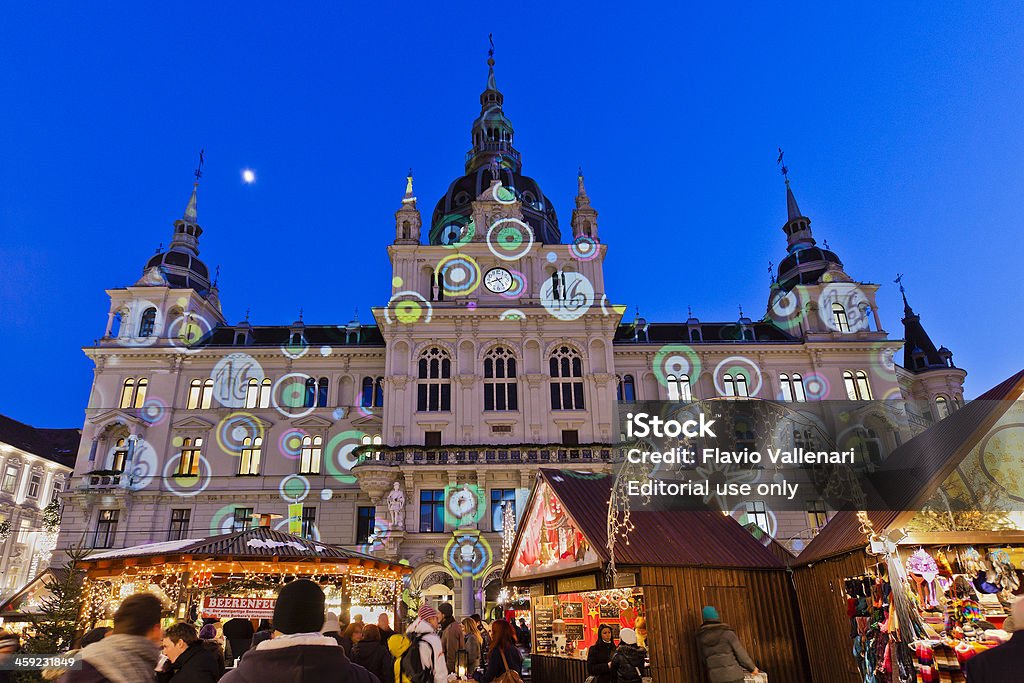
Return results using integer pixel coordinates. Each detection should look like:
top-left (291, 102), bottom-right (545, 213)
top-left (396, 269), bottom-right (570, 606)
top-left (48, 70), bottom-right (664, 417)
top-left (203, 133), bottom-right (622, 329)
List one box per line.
top-left (56, 54), bottom-right (966, 616)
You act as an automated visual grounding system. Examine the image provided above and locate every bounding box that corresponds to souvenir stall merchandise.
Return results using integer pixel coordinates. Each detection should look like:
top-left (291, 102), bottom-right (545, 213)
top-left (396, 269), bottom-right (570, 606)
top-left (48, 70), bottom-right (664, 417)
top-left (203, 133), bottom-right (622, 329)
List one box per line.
top-left (842, 545), bottom-right (1022, 683)
top-left (531, 587), bottom-right (643, 659)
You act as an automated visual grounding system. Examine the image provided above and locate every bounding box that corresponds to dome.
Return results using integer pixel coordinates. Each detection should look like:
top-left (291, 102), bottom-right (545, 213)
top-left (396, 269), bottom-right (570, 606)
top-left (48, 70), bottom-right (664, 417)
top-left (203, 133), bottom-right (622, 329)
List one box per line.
top-left (144, 249), bottom-right (212, 295)
top-left (777, 246), bottom-right (843, 289)
top-left (430, 165), bottom-right (560, 245)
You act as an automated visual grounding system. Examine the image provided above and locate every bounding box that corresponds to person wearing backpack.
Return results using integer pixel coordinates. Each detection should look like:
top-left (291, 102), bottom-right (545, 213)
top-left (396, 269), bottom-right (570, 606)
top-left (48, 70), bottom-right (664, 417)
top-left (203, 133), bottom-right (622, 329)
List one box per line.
top-left (392, 604), bottom-right (448, 683)
top-left (610, 627), bottom-right (647, 683)
top-left (480, 620), bottom-right (523, 683)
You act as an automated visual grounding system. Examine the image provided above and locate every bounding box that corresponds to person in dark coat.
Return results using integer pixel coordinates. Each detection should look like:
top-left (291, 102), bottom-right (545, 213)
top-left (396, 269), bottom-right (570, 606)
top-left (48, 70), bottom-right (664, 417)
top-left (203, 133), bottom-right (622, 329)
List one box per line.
top-left (351, 625), bottom-right (392, 683)
top-left (964, 597), bottom-right (1024, 682)
top-left (480, 620), bottom-right (522, 683)
top-left (63, 593), bottom-right (163, 683)
top-left (251, 622), bottom-right (273, 649)
top-left (516, 619), bottom-right (531, 651)
top-left (695, 606), bottom-right (759, 683)
top-left (158, 622), bottom-right (222, 683)
top-left (221, 618), bottom-right (255, 661)
top-left (586, 624), bottom-right (618, 683)
top-left (220, 580), bottom-right (379, 683)
top-left (611, 628), bottom-right (647, 683)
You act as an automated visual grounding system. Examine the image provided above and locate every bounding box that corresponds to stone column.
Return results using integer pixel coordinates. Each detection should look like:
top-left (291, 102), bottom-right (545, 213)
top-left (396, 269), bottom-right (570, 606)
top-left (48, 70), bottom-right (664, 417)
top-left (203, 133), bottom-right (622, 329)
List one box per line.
top-left (461, 571), bottom-right (474, 616)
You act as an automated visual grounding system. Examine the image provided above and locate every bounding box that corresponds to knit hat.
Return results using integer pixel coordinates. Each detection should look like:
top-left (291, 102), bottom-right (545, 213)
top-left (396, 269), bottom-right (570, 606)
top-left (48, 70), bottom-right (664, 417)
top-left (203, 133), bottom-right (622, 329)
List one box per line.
top-left (702, 606), bottom-right (720, 621)
top-left (273, 579), bottom-right (326, 635)
top-left (198, 624), bottom-right (217, 640)
top-left (618, 628), bottom-right (637, 645)
top-left (321, 611), bottom-right (341, 634)
top-left (417, 604), bottom-right (439, 621)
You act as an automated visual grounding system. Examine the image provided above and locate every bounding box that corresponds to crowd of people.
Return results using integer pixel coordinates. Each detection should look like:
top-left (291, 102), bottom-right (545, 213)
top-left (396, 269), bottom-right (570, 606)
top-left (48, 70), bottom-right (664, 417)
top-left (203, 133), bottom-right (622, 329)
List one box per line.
top-left (0, 582), bottom-right (529, 683)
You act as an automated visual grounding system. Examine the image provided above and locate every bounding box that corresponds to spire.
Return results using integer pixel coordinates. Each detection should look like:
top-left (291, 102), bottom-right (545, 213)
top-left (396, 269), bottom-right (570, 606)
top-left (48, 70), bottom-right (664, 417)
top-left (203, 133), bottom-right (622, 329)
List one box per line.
top-left (394, 169), bottom-right (421, 244)
top-left (785, 179), bottom-right (802, 223)
top-left (577, 167), bottom-right (589, 201)
top-left (897, 275), bottom-right (953, 373)
top-left (466, 35), bottom-right (520, 175)
top-left (486, 33), bottom-right (497, 91)
top-left (571, 167), bottom-right (599, 240)
top-left (402, 168), bottom-right (416, 205)
top-left (183, 149), bottom-right (203, 222)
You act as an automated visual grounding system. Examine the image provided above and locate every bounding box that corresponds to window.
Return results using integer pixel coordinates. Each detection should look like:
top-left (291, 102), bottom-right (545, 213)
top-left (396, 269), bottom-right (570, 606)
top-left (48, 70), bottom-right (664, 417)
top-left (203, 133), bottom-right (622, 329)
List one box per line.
top-left (843, 371), bottom-right (873, 400)
top-left (232, 507), bottom-right (253, 533)
top-left (51, 479), bottom-right (63, 503)
top-left (299, 435), bottom-right (322, 474)
top-left (491, 489), bottom-right (517, 532)
top-left (667, 374), bottom-right (692, 401)
top-left (177, 437), bottom-right (203, 476)
top-left (356, 506), bottom-right (376, 544)
top-left (424, 431), bottom-right (442, 448)
top-left (138, 307), bottom-right (157, 337)
top-left (857, 427), bottom-right (883, 466)
top-left (562, 429), bottom-right (579, 445)
top-left (807, 500), bottom-right (828, 531)
top-left (187, 379), bottom-right (214, 409)
top-left (420, 489), bottom-right (445, 532)
top-left (27, 473), bottom-right (41, 499)
top-left (616, 375), bottom-right (636, 402)
top-left (245, 378), bottom-right (272, 409)
top-left (111, 438), bottom-right (129, 472)
top-left (119, 378), bottom-right (135, 409)
top-left (745, 501), bottom-right (770, 534)
top-left (316, 378), bottom-right (329, 407)
top-left (779, 373), bottom-right (806, 402)
top-left (301, 506), bottom-right (317, 538)
top-left (239, 437), bottom-right (262, 475)
top-left (723, 373), bottom-right (749, 398)
top-left (302, 377), bottom-right (330, 408)
top-left (119, 378), bottom-right (148, 409)
top-left (484, 347), bottom-right (518, 411)
top-left (1, 466), bottom-right (17, 494)
top-left (168, 509), bottom-right (191, 541)
top-left (360, 434), bottom-right (382, 460)
top-left (417, 347), bottom-right (452, 411)
top-left (17, 519), bottom-right (32, 543)
top-left (133, 379), bottom-right (148, 407)
top-left (831, 303), bottom-right (850, 332)
top-left (549, 346), bottom-right (585, 410)
top-left (361, 377), bottom-right (384, 408)
top-left (935, 396), bottom-right (950, 420)
top-left (93, 509), bottom-right (119, 548)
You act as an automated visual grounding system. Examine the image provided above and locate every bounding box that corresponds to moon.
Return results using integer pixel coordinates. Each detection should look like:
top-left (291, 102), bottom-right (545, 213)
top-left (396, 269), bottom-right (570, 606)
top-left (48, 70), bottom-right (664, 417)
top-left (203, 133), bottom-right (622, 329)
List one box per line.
top-left (242, 169), bottom-right (256, 184)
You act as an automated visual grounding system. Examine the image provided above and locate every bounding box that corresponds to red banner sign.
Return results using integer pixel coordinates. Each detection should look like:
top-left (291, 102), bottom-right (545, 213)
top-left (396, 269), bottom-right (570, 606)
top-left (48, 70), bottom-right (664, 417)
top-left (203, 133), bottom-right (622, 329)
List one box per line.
top-left (201, 596), bottom-right (276, 619)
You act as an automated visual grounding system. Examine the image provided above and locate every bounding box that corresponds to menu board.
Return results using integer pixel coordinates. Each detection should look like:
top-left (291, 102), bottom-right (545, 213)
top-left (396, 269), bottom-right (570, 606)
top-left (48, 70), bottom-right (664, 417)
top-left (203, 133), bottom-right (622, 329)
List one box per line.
top-left (561, 601), bottom-right (583, 619)
top-left (599, 604), bottom-right (620, 619)
top-left (565, 623), bottom-right (585, 642)
top-left (534, 598), bottom-right (555, 654)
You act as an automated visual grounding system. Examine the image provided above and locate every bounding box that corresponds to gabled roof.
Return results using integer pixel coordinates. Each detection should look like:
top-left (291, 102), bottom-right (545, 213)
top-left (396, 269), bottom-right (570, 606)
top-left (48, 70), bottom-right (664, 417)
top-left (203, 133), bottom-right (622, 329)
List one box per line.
top-left (796, 369), bottom-right (1024, 564)
top-left (0, 414), bottom-right (80, 467)
top-left (504, 469), bottom-right (786, 581)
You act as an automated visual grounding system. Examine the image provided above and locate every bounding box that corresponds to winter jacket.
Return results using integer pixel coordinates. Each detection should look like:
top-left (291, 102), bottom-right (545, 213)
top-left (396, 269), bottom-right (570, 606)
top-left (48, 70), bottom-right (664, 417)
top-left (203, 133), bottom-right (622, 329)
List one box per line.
top-left (439, 618), bottom-right (465, 674)
top-left (351, 639), bottom-right (393, 683)
top-left (402, 618), bottom-right (448, 683)
top-left (695, 621), bottom-right (756, 683)
top-left (480, 643), bottom-right (522, 683)
top-left (62, 633), bottom-right (161, 683)
top-left (964, 631), bottom-right (1024, 682)
top-left (611, 642), bottom-right (647, 683)
top-left (250, 630), bottom-right (272, 649)
top-left (586, 639), bottom-right (618, 683)
top-left (219, 632), bottom-right (379, 683)
top-left (463, 632), bottom-right (481, 672)
top-left (222, 619), bottom-right (254, 661)
top-left (156, 641), bottom-right (221, 683)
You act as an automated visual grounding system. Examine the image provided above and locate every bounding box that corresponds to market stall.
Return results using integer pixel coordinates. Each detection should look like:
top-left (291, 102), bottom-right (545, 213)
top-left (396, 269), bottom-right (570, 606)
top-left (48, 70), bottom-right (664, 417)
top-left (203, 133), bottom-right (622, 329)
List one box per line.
top-left (792, 369), bottom-right (1024, 683)
top-left (76, 525), bottom-right (411, 632)
top-left (503, 469), bottom-right (810, 683)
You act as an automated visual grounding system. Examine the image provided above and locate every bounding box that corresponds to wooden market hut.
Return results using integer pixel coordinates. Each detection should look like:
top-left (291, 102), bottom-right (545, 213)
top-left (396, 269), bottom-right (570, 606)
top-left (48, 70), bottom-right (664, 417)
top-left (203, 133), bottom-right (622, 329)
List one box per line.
top-left (77, 525), bottom-right (411, 625)
top-left (791, 369), bottom-right (1024, 683)
top-left (503, 469), bottom-right (810, 683)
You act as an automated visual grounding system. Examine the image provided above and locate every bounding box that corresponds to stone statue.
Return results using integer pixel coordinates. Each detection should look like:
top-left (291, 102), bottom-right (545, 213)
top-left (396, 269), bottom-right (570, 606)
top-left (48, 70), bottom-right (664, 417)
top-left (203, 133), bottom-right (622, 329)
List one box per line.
top-left (387, 481), bottom-right (406, 529)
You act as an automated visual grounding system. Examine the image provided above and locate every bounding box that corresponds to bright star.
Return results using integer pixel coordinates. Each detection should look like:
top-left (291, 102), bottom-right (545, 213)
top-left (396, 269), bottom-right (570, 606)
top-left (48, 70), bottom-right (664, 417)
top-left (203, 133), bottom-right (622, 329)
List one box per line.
top-left (242, 169), bottom-right (256, 184)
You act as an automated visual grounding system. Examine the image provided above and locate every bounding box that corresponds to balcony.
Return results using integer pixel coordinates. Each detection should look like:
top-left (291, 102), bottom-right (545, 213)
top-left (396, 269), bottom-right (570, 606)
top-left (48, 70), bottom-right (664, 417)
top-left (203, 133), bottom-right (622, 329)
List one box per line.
top-left (83, 471), bottom-right (122, 489)
top-left (355, 446), bottom-right (613, 467)
top-left (465, 143), bottom-right (521, 164)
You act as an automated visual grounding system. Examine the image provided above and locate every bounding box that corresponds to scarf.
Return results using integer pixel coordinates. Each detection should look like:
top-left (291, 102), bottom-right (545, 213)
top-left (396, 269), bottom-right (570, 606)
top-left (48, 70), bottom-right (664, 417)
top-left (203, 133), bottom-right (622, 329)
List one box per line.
top-left (80, 633), bottom-right (160, 683)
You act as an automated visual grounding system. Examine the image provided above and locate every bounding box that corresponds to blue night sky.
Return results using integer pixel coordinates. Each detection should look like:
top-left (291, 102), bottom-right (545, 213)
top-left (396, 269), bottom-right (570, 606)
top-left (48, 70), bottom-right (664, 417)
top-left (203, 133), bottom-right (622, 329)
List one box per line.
top-left (2, 3), bottom-right (1022, 427)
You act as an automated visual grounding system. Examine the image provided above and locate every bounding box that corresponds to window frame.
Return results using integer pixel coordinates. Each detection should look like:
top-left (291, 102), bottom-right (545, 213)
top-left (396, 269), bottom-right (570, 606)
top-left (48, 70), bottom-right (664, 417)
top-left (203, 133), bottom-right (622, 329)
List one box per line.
top-left (484, 346), bottom-right (519, 411)
top-left (549, 346), bottom-right (585, 410)
top-left (419, 489), bottom-right (445, 533)
top-left (168, 508), bottom-right (191, 541)
top-left (232, 507), bottom-right (253, 533)
top-left (417, 347), bottom-right (452, 412)
top-left (831, 302), bottom-right (850, 332)
top-left (93, 509), bottom-right (119, 549)
top-left (356, 506), bottom-right (376, 544)
top-left (177, 437), bottom-right (203, 476)
top-left (299, 435), bottom-right (323, 474)
top-left (490, 489), bottom-right (517, 532)
top-left (238, 436), bottom-right (262, 475)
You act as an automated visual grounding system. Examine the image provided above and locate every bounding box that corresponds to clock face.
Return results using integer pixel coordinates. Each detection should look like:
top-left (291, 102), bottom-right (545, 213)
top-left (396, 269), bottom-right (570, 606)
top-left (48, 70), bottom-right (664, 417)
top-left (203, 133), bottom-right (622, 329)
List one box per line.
top-left (484, 267), bottom-right (514, 293)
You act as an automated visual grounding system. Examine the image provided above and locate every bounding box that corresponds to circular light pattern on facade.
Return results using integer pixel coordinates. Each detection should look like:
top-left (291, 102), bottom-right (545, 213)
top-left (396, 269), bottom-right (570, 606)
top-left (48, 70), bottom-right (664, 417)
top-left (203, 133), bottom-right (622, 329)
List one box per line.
top-left (445, 484), bottom-right (484, 527)
top-left (270, 372), bottom-right (316, 419)
top-left (123, 438), bottom-right (158, 491)
top-left (499, 269), bottom-right (526, 299)
top-left (652, 344), bottom-right (702, 387)
top-left (162, 454), bottom-right (213, 498)
top-left (444, 532), bottom-right (493, 578)
top-left (491, 183), bottom-right (518, 205)
top-left (210, 353), bottom-right (264, 408)
top-left (281, 335), bottom-right (310, 360)
top-left (437, 253), bottom-right (482, 297)
top-left (279, 427), bottom-right (307, 460)
top-left (167, 312), bottom-right (213, 353)
top-left (209, 504), bottom-right (239, 535)
top-left (324, 430), bottom-right (367, 484)
top-left (140, 398), bottom-right (168, 426)
top-left (570, 235), bottom-right (598, 261)
top-left (818, 282), bottom-right (872, 332)
top-left (438, 214), bottom-right (475, 247)
top-left (767, 287), bottom-right (805, 333)
top-left (713, 356), bottom-right (764, 397)
top-left (499, 309), bottom-right (526, 321)
top-left (279, 474), bottom-right (310, 503)
top-left (487, 217), bottom-right (534, 261)
top-left (321, 488), bottom-right (334, 501)
top-left (384, 291), bottom-right (433, 325)
top-left (541, 271), bottom-right (594, 321)
top-left (216, 411), bottom-right (264, 456)
top-left (802, 372), bottom-right (830, 400)
top-left (545, 252), bottom-right (557, 263)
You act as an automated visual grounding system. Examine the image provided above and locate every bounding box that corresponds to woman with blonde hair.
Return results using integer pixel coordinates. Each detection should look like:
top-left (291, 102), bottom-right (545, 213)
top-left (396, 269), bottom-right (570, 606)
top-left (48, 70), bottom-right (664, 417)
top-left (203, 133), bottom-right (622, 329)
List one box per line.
top-left (462, 617), bottom-right (482, 673)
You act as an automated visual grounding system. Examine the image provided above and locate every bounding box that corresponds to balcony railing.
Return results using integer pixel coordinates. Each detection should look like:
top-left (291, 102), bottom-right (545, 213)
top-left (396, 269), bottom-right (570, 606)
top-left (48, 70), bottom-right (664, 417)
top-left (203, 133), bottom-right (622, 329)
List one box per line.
top-left (357, 447), bottom-right (613, 467)
top-left (83, 472), bottom-right (122, 488)
top-left (466, 143), bottom-right (521, 163)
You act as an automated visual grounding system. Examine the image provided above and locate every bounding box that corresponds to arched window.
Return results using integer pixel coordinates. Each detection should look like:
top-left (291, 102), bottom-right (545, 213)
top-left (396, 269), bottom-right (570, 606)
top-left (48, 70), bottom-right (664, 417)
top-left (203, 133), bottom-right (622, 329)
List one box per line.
top-left (689, 329), bottom-right (701, 342)
top-left (299, 435), bottom-right (322, 474)
top-left (484, 346), bottom-right (518, 411)
top-left (245, 378), bottom-right (259, 409)
top-left (138, 307), bottom-right (157, 337)
top-left (316, 377), bottom-right (329, 408)
top-left (832, 303), bottom-right (850, 333)
top-left (856, 427), bottom-right (882, 466)
top-left (119, 379), bottom-right (135, 409)
top-left (855, 371), bottom-right (872, 400)
top-left (360, 434), bottom-right (383, 461)
top-left (666, 374), bottom-right (692, 401)
top-left (616, 375), bottom-right (636, 402)
top-left (549, 346), bottom-right (584, 410)
top-left (187, 379), bottom-right (202, 409)
top-left (304, 378), bottom-right (317, 408)
top-left (779, 373), bottom-right (806, 402)
top-left (111, 438), bottom-right (129, 472)
top-left (239, 436), bottom-right (262, 475)
top-left (361, 377), bottom-right (384, 408)
top-left (722, 373), bottom-right (749, 398)
top-left (843, 370), bottom-right (873, 400)
top-left (177, 437), bottom-right (203, 476)
top-left (935, 395), bottom-right (950, 420)
top-left (133, 378), bottom-right (148, 408)
top-left (417, 347), bottom-right (452, 411)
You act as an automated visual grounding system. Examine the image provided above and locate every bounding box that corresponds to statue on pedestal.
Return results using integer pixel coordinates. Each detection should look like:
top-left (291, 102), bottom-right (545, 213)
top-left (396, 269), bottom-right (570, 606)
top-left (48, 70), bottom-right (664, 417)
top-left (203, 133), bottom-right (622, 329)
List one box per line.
top-left (387, 481), bottom-right (406, 529)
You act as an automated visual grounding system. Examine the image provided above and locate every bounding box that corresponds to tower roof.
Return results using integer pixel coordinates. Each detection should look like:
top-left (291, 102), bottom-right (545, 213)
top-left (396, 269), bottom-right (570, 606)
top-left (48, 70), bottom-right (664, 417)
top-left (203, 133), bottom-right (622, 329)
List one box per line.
top-left (900, 285), bottom-right (953, 372)
top-left (775, 176), bottom-right (843, 290)
top-left (142, 164), bottom-right (213, 297)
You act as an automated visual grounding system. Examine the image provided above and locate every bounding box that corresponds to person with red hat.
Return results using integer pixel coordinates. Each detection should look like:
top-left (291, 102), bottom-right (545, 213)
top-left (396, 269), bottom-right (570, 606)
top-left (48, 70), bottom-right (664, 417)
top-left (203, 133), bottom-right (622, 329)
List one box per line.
top-left (394, 604), bottom-right (448, 683)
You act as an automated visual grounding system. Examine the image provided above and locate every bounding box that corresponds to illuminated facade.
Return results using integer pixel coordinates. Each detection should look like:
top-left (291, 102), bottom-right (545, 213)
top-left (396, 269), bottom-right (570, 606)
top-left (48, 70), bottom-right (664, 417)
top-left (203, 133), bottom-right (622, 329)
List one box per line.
top-left (56, 54), bottom-right (966, 616)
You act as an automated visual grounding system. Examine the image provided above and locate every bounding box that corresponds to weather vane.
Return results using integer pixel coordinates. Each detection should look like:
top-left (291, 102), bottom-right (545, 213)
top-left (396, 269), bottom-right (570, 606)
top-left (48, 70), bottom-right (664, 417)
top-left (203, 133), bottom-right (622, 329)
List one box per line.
top-left (768, 259), bottom-right (776, 283)
top-left (194, 149), bottom-right (205, 181)
top-left (894, 273), bottom-right (905, 293)
top-left (777, 147), bottom-right (789, 181)
top-left (488, 33), bottom-right (494, 59)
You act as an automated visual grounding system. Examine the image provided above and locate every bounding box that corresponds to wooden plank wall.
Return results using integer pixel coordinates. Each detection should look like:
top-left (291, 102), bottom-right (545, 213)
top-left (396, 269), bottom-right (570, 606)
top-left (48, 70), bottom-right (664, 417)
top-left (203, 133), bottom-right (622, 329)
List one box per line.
top-left (640, 566), bottom-right (810, 683)
top-left (791, 550), bottom-right (878, 683)
top-left (530, 654), bottom-right (588, 683)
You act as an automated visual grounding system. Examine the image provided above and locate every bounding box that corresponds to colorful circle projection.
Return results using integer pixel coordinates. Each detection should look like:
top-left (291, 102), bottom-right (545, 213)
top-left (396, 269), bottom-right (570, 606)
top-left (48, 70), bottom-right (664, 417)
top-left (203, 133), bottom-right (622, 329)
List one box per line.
top-left (541, 271), bottom-right (594, 321)
top-left (271, 373), bottom-right (316, 419)
top-left (444, 532), bottom-right (493, 578)
top-left (652, 345), bottom-right (701, 388)
top-left (437, 253), bottom-right (482, 297)
top-left (385, 291), bottom-right (433, 325)
top-left (323, 430), bottom-right (368, 484)
top-left (444, 484), bottom-right (484, 527)
top-left (216, 412), bottom-right (265, 456)
top-left (210, 353), bottom-right (264, 408)
top-left (487, 218), bottom-right (534, 261)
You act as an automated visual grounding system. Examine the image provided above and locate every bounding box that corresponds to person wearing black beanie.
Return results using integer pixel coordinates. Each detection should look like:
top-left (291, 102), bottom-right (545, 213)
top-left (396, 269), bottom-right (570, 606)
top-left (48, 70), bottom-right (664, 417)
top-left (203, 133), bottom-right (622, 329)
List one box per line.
top-left (221, 580), bottom-right (379, 682)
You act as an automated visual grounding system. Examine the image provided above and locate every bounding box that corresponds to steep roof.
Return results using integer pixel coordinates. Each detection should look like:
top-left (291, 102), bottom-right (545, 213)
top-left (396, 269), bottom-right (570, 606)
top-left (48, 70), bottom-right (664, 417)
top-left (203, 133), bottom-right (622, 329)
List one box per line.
top-left (900, 292), bottom-right (953, 373)
top-left (614, 321), bottom-right (798, 345)
top-left (0, 414), bottom-right (80, 468)
top-left (796, 369), bottom-right (1024, 564)
top-left (506, 469), bottom-right (786, 577)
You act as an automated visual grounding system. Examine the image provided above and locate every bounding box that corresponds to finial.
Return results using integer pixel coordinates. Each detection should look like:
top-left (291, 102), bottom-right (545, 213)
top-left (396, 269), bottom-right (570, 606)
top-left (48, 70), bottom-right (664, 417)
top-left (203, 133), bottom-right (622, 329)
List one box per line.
top-left (155, 243), bottom-right (163, 254)
top-left (244, 307), bottom-right (250, 322)
top-left (403, 168), bottom-right (415, 203)
top-left (488, 33), bottom-right (495, 66)
top-left (687, 305), bottom-right (693, 318)
top-left (769, 260), bottom-right (776, 284)
top-left (894, 273), bottom-right (905, 294)
top-left (298, 307), bottom-right (304, 322)
top-left (823, 239), bottom-right (830, 249)
top-left (353, 307), bottom-right (359, 321)
top-left (777, 147), bottom-right (789, 183)
top-left (739, 304), bottom-right (745, 318)
top-left (194, 148), bottom-right (205, 182)
top-left (213, 264), bottom-right (220, 287)
top-left (578, 165), bottom-right (583, 178)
